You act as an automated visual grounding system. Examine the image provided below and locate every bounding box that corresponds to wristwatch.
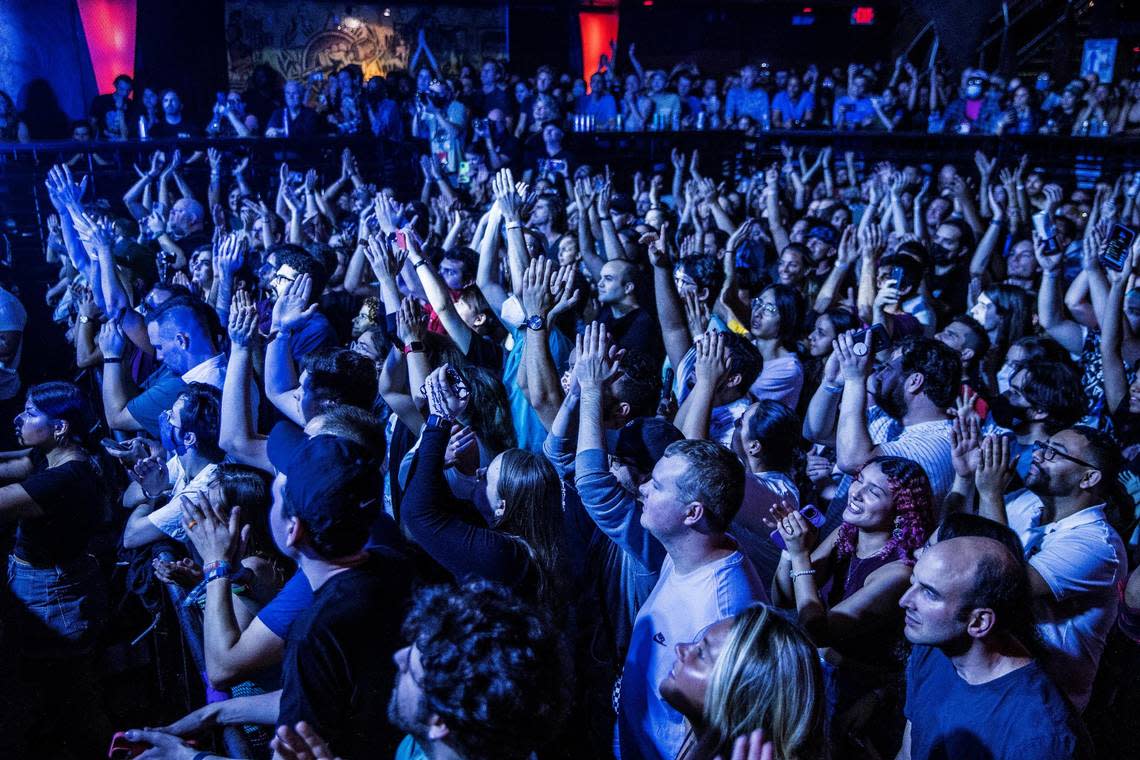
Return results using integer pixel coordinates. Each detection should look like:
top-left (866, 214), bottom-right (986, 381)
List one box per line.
top-left (523, 314), bottom-right (546, 331)
top-left (403, 340), bottom-right (424, 354)
top-left (425, 413), bottom-right (453, 430)
top-left (78, 315), bottom-right (93, 324)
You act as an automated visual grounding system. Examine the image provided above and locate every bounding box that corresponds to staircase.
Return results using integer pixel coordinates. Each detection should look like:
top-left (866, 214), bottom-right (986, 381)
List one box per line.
top-left (975, 0), bottom-right (1095, 79)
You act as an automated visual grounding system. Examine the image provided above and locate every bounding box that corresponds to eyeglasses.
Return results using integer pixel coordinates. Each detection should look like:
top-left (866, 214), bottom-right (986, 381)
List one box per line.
top-left (750, 298), bottom-right (778, 316)
top-left (270, 272), bottom-right (296, 285)
top-left (1032, 440), bottom-right (1099, 470)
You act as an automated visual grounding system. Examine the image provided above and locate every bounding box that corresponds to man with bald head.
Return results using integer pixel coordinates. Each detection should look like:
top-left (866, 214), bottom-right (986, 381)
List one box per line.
top-left (895, 536), bottom-right (1087, 760)
top-left (596, 259), bottom-right (662, 365)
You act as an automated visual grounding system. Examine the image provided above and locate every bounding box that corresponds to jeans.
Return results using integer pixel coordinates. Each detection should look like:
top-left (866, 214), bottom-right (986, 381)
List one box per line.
top-left (7, 553), bottom-right (107, 658)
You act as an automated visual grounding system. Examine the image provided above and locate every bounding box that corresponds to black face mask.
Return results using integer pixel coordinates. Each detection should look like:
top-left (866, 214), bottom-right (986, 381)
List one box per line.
top-left (988, 395), bottom-right (1028, 430)
top-left (929, 242), bottom-right (958, 264)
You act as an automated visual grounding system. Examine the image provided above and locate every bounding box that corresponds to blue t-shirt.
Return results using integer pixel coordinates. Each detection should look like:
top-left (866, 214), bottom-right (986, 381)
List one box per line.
top-left (126, 364), bottom-right (188, 437)
top-left (257, 570), bottom-right (314, 639)
top-left (904, 645), bottom-right (1087, 760)
top-left (833, 95), bottom-right (875, 128)
top-left (291, 312), bottom-right (339, 363)
top-left (772, 90), bottom-right (814, 124)
top-left (504, 326), bottom-right (572, 453)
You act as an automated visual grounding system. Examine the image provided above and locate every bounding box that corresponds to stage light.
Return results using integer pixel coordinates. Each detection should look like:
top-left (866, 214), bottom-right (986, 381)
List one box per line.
top-left (383, 7), bottom-right (391, 17)
top-left (851, 6), bottom-right (875, 25)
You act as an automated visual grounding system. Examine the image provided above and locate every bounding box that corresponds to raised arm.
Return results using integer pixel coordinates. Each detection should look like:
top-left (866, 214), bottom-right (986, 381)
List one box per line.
top-left (218, 295), bottom-right (271, 471)
top-left (574, 323), bottom-right (663, 570)
top-left (646, 223), bottom-right (691, 370)
top-left (264, 274), bottom-right (316, 425)
top-left (492, 169), bottom-right (530, 294)
top-left (833, 330), bottom-right (878, 473)
top-left (180, 491), bottom-right (286, 688)
top-left (1100, 241), bottom-right (1138, 414)
top-left (1035, 239), bottom-right (1084, 353)
top-left (521, 260), bottom-right (576, 430)
top-left (405, 229), bottom-right (475, 355)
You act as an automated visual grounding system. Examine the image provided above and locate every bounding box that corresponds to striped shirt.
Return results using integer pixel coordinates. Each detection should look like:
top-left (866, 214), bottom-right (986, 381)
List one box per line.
top-left (868, 407), bottom-right (955, 506)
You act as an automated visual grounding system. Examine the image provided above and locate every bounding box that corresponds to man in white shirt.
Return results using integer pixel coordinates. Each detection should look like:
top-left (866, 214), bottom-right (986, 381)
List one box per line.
top-left (572, 322), bottom-right (765, 760)
top-left (975, 425), bottom-right (1127, 712)
top-left (122, 383), bottom-right (225, 548)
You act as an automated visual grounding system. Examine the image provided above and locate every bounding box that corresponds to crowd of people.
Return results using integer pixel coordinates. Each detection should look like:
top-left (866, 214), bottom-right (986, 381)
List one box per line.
top-left (0, 40), bottom-right (1140, 760)
top-left (4, 38), bottom-right (1140, 145)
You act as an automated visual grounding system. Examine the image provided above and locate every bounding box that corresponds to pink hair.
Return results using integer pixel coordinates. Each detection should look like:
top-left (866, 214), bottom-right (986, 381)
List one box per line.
top-left (836, 456), bottom-right (934, 562)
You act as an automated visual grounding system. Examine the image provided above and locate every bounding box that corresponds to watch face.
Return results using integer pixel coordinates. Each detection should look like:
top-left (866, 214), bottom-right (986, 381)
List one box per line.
top-left (526, 315), bottom-right (543, 330)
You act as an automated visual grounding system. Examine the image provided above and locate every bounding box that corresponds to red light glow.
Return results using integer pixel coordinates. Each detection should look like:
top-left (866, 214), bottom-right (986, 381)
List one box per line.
top-left (77, 0), bottom-right (137, 92)
top-left (851, 6), bottom-right (875, 25)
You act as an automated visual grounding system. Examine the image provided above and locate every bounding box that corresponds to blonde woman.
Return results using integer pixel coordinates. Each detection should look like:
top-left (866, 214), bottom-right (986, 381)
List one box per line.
top-left (661, 604), bottom-right (828, 760)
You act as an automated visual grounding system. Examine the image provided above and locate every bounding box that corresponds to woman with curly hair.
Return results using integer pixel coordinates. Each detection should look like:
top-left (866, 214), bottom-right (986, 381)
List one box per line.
top-left (662, 604), bottom-right (828, 760)
top-left (770, 455), bottom-right (934, 758)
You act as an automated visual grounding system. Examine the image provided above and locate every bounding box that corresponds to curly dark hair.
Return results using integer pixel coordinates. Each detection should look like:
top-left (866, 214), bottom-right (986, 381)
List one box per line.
top-left (897, 336), bottom-right (962, 410)
top-left (402, 581), bottom-right (572, 760)
top-left (837, 456), bottom-right (934, 562)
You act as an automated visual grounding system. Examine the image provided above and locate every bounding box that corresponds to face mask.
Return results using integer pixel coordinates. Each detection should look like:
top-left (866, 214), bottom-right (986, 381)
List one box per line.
top-left (966, 84), bottom-right (983, 99)
top-left (929, 242), bottom-right (956, 263)
top-left (988, 395), bottom-right (1027, 430)
top-left (996, 364), bottom-right (1015, 395)
top-left (159, 410), bottom-right (187, 455)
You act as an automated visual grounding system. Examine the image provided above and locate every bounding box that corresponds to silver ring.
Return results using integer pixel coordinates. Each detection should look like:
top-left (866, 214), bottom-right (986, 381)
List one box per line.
top-left (852, 342), bottom-right (869, 357)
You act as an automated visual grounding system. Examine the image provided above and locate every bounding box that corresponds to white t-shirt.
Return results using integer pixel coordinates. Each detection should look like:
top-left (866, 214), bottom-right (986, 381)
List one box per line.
top-left (616, 550), bottom-right (766, 760)
top-left (749, 354), bottom-right (804, 410)
top-left (146, 458), bottom-right (220, 541)
top-left (1005, 491), bottom-right (1126, 712)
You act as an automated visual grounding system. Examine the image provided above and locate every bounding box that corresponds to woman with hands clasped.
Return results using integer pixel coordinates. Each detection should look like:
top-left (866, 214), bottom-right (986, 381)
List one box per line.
top-left (401, 364), bottom-right (569, 616)
top-left (770, 455), bottom-right (935, 757)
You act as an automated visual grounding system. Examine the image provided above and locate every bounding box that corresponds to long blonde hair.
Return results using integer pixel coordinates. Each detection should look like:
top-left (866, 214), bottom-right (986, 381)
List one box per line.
top-left (698, 605), bottom-right (828, 760)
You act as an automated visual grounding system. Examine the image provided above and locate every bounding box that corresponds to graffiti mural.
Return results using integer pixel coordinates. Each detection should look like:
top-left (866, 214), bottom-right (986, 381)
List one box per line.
top-left (225, 2), bottom-right (508, 89)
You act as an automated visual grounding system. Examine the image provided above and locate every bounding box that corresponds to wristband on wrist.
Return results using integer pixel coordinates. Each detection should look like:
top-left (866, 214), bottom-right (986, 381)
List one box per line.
top-left (103, 357), bottom-right (123, 364)
top-left (790, 569), bottom-right (816, 580)
top-left (403, 340), bottom-right (424, 354)
top-left (505, 222), bottom-right (521, 230)
top-left (823, 383), bottom-right (844, 395)
top-left (203, 560), bottom-right (233, 584)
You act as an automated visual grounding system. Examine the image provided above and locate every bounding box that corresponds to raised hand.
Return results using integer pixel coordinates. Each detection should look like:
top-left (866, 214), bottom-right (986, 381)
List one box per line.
top-left (973, 150), bottom-right (996, 179)
top-left (444, 424), bottom-right (479, 477)
top-left (596, 180), bottom-right (612, 216)
top-left (227, 291), bottom-right (259, 349)
top-left (549, 264), bottom-right (581, 320)
top-left (271, 273), bottom-right (317, 331)
top-left (207, 147), bottom-right (221, 174)
top-left (975, 434), bottom-right (1015, 502)
top-left (424, 364), bottom-right (470, 420)
top-left (693, 330), bottom-right (729, 390)
top-left (492, 169), bottom-right (522, 223)
top-left (769, 499), bottom-right (818, 558)
top-left (215, 234), bottom-right (247, 278)
top-left (949, 408), bottom-right (982, 479)
top-left (574, 321), bottom-right (621, 394)
top-left (396, 296), bottom-right (427, 345)
top-left (180, 490), bottom-right (245, 566)
top-left (521, 257), bottom-right (556, 320)
top-left (130, 454), bottom-right (169, 499)
top-left (98, 320), bottom-right (128, 359)
top-left (833, 329), bottom-right (873, 382)
top-left (364, 234), bottom-right (405, 282)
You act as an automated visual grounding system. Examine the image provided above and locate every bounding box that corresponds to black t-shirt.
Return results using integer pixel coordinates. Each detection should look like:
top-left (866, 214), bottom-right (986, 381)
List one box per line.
top-left (598, 306), bottom-right (664, 366)
top-left (148, 119), bottom-right (202, 139)
top-left (278, 548), bottom-right (412, 758)
top-left (473, 86), bottom-right (516, 119)
top-left (17, 458), bottom-right (104, 565)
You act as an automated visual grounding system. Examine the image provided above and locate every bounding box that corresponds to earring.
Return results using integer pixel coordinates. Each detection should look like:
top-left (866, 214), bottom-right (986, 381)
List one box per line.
top-left (494, 501), bottom-right (506, 519)
top-left (892, 515), bottom-right (903, 540)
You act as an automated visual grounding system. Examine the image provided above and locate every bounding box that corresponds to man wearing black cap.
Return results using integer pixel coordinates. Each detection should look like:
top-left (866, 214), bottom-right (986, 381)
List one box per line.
top-left (271, 434), bottom-right (412, 757)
